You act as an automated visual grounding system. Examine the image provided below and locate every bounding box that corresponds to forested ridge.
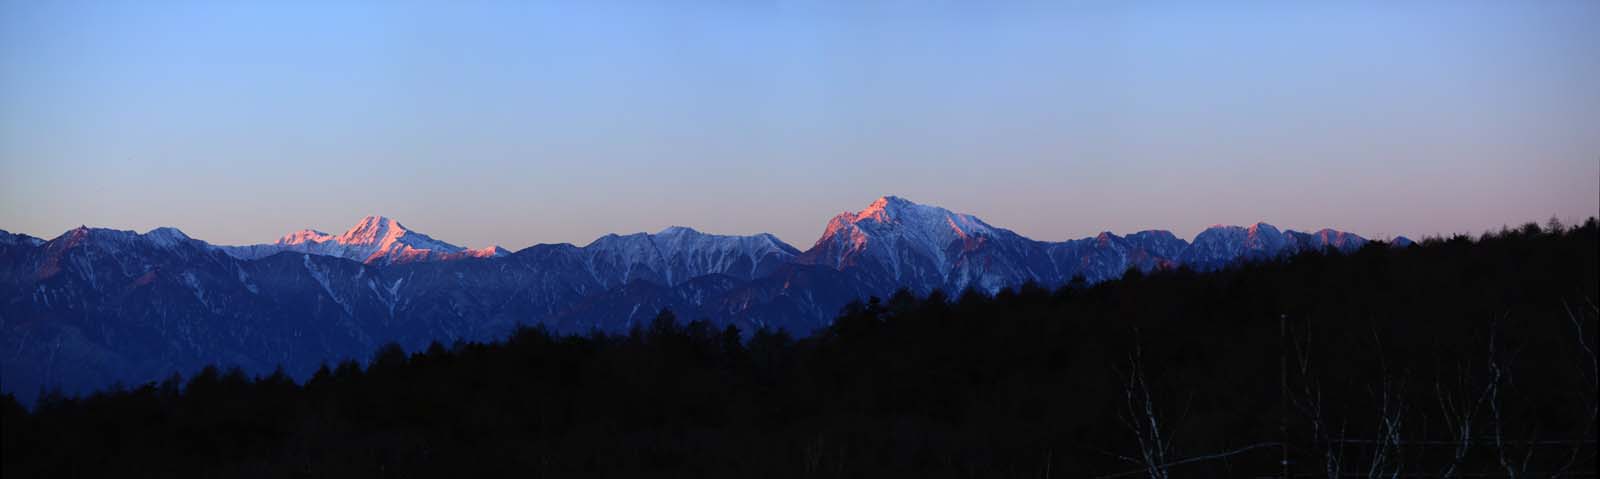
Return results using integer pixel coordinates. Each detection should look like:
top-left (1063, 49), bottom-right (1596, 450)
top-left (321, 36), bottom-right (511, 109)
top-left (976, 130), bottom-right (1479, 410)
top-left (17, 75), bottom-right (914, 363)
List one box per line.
top-left (3, 218), bottom-right (1596, 478)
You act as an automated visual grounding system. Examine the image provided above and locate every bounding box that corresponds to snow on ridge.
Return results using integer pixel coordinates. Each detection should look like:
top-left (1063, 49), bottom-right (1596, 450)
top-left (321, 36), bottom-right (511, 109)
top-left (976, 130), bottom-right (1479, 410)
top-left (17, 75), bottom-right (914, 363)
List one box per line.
top-left (20, 201), bottom-right (1378, 286)
top-left (582, 226), bottom-right (800, 285)
top-left (32, 226), bottom-right (207, 254)
top-left (143, 227), bottom-right (192, 247)
top-left (800, 196), bottom-right (1381, 289)
top-left (216, 215), bottom-right (506, 265)
top-left (806, 196), bottom-right (1011, 279)
top-left (276, 229), bottom-right (333, 246)
top-left (303, 254), bottom-right (352, 317)
top-left (850, 196), bottom-right (996, 238)
top-left (1, 229), bottom-right (46, 247)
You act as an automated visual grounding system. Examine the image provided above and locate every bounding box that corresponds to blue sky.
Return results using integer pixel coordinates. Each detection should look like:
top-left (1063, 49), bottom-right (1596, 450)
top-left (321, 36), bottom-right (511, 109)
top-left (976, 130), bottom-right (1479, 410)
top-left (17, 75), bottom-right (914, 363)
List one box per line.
top-left (2, 1), bottom-right (1597, 250)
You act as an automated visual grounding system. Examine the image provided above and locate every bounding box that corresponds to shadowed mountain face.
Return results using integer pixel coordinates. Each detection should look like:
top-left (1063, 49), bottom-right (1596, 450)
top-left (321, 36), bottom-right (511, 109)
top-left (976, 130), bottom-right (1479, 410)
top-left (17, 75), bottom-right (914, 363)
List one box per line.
top-left (0, 198), bottom-right (1382, 399)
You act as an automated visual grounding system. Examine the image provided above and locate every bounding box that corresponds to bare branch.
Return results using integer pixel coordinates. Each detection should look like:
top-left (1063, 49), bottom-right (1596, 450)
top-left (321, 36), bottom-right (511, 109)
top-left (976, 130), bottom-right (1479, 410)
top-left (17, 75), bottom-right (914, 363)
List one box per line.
top-left (1089, 442), bottom-right (1282, 479)
top-left (1114, 329), bottom-right (1176, 479)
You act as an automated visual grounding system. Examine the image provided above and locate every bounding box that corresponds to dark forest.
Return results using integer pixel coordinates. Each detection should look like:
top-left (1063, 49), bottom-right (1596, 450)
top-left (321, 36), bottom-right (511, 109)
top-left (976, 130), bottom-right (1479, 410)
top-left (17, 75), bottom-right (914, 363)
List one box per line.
top-left (4, 218), bottom-right (1596, 478)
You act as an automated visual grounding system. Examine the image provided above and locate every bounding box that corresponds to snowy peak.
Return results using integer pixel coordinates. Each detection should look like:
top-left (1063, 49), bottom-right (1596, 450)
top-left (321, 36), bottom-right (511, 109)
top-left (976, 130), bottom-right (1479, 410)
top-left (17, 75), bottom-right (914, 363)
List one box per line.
top-left (800, 196), bottom-right (1030, 291)
top-left (46, 226), bottom-right (197, 251)
top-left (335, 215), bottom-right (404, 246)
top-left (656, 225), bottom-right (700, 236)
top-left (813, 196), bottom-right (999, 253)
top-left (219, 215), bottom-right (503, 265)
top-left (1179, 222), bottom-right (1372, 269)
top-left (654, 226), bottom-right (797, 255)
top-left (1187, 223), bottom-right (1289, 256)
top-left (853, 195), bottom-right (910, 223)
top-left (27, 226), bottom-right (217, 282)
top-left (1125, 230), bottom-right (1188, 258)
top-left (142, 227), bottom-right (193, 248)
top-left (276, 229), bottom-right (333, 246)
top-left (582, 226), bottom-right (800, 286)
top-left (841, 196), bottom-right (996, 238)
top-left (327, 215), bottom-right (464, 264)
top-left (1246, 222), bottom-right (1279, 235)
top-left (1243, 222), bottom-right (1287, 251)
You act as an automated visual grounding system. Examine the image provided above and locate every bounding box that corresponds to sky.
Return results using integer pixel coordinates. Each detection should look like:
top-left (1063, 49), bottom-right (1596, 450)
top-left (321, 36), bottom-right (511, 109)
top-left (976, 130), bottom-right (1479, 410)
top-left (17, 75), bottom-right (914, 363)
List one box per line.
top-left (2, 1), bottom-right (1597, 251)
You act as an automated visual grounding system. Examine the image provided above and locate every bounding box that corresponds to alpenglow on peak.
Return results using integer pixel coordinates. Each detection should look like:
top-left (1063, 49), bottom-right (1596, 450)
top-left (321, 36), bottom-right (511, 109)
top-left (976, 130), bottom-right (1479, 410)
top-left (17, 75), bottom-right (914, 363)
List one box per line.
top-left (219, 215), bottom-right (506, 265)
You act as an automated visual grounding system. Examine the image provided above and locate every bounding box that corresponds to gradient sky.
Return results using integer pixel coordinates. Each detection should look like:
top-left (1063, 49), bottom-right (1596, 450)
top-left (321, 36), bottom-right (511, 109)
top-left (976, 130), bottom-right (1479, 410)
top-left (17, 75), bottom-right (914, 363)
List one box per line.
top-left (2, 1), bottom-right (1597, 251)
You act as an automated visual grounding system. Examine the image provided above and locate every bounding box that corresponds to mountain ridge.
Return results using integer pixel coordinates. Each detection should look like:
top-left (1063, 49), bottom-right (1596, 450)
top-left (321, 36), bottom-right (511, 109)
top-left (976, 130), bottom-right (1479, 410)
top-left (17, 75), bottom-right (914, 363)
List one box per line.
top-left (2, 196), bottom-right (1399, 400)
top-left (216, 215), bottom-right (508, 265)
top-left (13, 197), bottom-right (1401, 267)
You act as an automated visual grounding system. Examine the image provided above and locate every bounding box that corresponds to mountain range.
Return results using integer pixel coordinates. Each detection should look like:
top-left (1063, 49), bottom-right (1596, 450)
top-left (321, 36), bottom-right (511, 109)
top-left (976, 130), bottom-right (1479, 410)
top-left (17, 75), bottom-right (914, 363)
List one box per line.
top-left (0, 196), bottom-right (1406, 400)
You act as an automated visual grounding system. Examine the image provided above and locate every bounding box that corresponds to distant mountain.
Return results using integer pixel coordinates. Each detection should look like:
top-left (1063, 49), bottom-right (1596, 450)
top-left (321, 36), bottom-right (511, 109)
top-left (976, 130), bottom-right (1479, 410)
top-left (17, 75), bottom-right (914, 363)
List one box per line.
top-left (1287, 228), bottom-right (1368, 252)
top-left (218, 216), bottom-right (508, 265)
top-left (0, 197), bottom-right (1382, 401)
top-left (582, 226), bottom-right (800, 288)
top-left (794, 197), bottom-right (1364, 291)
top-left (795, 196), bottom-right (1054, 294)
top-left (1042, 230), bottom-right (1189, 283)
top-left (1179, 223), bottom-right (1287, 271)
top-left (0, 229), bottom-right (45, 248)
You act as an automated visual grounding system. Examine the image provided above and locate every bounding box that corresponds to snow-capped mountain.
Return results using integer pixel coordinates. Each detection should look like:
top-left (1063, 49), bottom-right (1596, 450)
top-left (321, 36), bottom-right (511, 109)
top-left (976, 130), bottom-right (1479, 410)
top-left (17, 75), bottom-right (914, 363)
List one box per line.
top-left (1, 197), bottom-right (1388, 403)
top-left (581, 226), bottom-right (800, 287)
top-left (802, 195), bottom-right (1003, 271)
top-left (796, 196), bottom-right (1056, 294)
top-left (0, 229), bottom-right (45, 248)
top-left (794, 197), bottom-right (1381, 291)
top-left (219, 215), bottom-right (508, 265)
top-left (1176, 223), bottom-right (1371, 271)
top-left (1178, 223), bottom-right (1292, 270)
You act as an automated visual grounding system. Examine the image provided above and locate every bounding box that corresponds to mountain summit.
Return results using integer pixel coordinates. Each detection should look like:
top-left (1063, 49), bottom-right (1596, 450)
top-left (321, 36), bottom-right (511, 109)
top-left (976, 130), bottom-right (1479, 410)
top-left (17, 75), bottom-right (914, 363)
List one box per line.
top-left (797, 196), bottom-right (1050, 293)
top-left (794, 196), bottom-right (1376, 293)
top-left (804, 196), bottom-right (1007, 266)
top-left (220, 215), bottom-right (506, 265)
top-left (581, 226), bottom-right (800, 287)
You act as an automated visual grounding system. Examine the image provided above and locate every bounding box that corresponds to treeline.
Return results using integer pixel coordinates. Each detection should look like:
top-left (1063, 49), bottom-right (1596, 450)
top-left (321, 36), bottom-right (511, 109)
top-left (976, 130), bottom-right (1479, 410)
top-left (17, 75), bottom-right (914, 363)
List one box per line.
top-left (3, 219), bottom-right (1596, 478)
